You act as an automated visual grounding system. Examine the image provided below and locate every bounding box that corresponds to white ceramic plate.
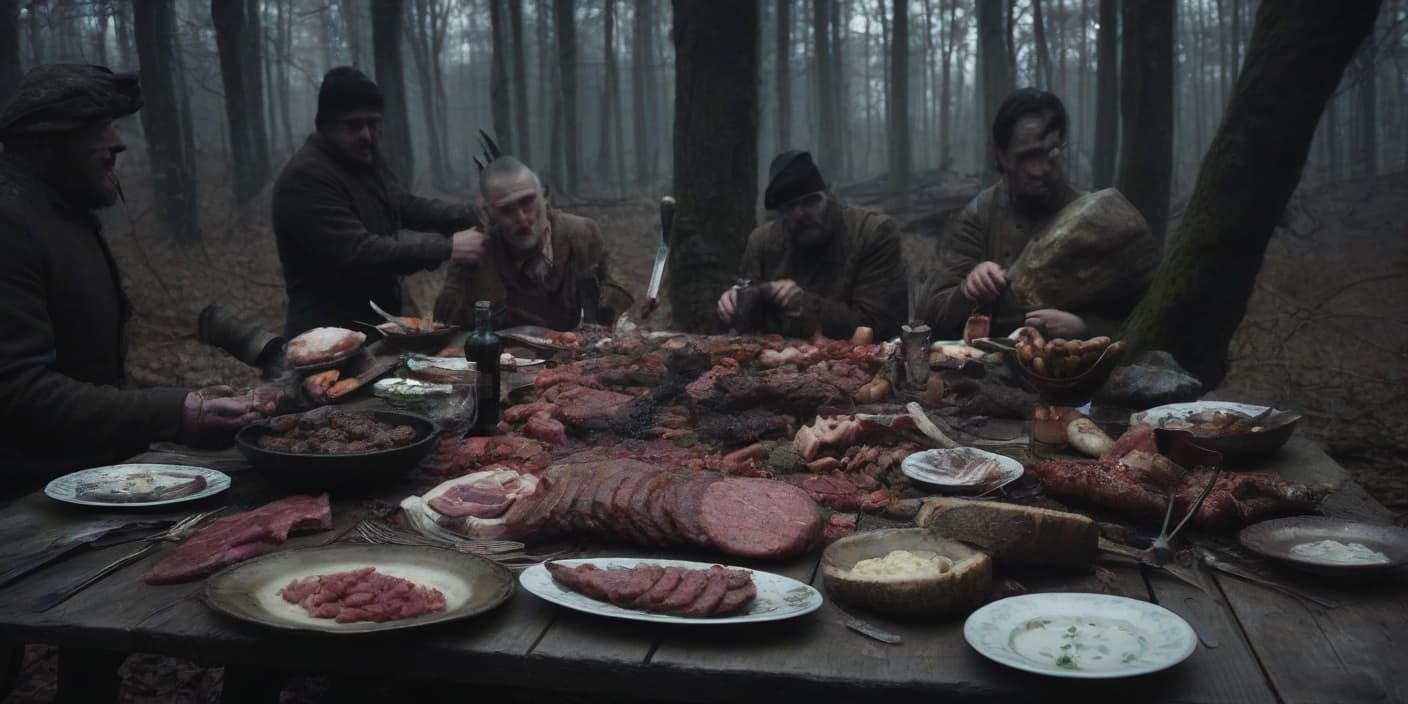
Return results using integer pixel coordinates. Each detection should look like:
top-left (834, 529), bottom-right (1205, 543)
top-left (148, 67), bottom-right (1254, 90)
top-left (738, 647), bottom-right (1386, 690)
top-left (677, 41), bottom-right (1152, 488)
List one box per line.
top-left (519, 557), bottom-right (823, 625)
top-left (45, 464), bottom-right (230, 508)
top-left (900, 448), bottom-right (1023, 493)
top-left (964, 593), bottom-right (1197, 679)
top-left (203, 544), bottom-right (515, 634)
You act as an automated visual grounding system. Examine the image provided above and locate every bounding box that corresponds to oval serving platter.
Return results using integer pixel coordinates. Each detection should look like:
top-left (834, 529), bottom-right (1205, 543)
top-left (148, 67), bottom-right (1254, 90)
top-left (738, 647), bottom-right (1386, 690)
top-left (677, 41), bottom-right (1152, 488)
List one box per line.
top-left (46, 464), bottom-right (230, 508)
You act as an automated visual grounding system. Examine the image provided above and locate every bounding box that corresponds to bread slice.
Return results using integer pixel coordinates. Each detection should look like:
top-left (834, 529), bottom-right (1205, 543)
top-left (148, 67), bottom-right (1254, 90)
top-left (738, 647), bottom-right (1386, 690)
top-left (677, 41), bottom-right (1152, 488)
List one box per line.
top-left (914, 497), bottom-right (1098, 571)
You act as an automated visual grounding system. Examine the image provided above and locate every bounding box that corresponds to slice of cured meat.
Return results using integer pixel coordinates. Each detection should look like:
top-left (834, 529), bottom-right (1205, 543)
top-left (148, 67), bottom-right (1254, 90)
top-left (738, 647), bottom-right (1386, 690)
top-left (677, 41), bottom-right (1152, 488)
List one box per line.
top-left (698, 478), bottom-right (822, 559)
top-left (546, 563), bottom-right (755, 617)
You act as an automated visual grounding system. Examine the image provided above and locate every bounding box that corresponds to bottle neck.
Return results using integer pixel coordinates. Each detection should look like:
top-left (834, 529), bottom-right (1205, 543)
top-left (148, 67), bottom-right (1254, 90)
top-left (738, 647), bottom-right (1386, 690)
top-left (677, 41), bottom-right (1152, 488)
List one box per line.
top-left (474, 307), bottom-right (492, 333)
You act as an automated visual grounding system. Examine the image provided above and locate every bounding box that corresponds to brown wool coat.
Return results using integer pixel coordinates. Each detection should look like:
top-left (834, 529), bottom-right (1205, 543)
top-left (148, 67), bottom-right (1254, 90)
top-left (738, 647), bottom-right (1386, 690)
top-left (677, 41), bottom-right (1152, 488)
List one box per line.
top-left (0, 155), bottom-right (187, 480)
top-left (272, 134), bottom-right (479, 336)
top-left (916, 178), bottom-right (1135, 340)
top-left (433, 209), bottom-right (634, 331)
top-left (737, 199), bottom-right (908, 340)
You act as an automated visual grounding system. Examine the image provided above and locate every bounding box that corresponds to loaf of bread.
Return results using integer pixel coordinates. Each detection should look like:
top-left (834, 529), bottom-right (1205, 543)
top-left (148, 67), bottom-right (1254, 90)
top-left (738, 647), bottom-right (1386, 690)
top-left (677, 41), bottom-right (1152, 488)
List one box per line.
top-left (914, 497), bottom-right (1099, 571)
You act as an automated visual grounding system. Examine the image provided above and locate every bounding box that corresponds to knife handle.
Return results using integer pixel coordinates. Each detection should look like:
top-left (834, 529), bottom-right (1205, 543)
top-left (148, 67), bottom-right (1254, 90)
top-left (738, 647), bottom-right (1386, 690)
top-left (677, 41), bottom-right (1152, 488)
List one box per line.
top-left (659, 196), bottom-right (676, 244)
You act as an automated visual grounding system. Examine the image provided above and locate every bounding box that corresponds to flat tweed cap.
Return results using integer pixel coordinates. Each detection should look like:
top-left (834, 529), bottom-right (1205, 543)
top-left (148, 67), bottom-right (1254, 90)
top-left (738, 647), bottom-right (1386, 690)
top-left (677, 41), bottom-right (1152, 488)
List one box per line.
top-left (0, 64), bottom-right (142, 140)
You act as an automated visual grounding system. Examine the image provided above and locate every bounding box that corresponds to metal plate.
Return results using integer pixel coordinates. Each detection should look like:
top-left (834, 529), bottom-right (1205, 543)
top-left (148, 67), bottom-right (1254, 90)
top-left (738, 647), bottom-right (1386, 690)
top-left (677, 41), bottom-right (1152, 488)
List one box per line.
top-left (45, 464), bottom-right (230, 508)
top-left (1239, 516), bottom-right (1408, 578)
top-left (203, 544), bottom-right (515, 634)
top-left (1130, 401), bottom-right (1301, 458)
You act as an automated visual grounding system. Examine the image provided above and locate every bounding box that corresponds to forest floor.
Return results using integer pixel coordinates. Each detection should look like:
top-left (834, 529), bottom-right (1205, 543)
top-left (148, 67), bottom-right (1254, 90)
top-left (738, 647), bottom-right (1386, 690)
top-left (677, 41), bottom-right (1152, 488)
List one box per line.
top-left (3, 170), bottom-right (1405, 703)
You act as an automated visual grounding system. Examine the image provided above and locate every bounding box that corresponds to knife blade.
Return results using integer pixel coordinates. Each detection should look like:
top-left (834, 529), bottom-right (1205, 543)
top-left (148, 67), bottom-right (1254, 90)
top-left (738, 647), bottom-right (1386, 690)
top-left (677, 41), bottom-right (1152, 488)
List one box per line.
top-left (645, 196), bottom-right (675, 302)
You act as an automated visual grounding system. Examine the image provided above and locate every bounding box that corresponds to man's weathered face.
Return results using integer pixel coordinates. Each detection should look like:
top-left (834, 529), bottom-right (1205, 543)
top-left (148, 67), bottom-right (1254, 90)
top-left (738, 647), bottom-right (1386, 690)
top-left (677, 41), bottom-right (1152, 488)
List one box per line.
top-left (485, 174), bottom-right (547, 251)
top-left (997, 113), bottom-right (1066, 205)
top-left (323, 109), bottom-right (382, 165)
top-left (779, 190), bottom-right (829, 247)
top-left (54, 120), bottom-right (127, 210)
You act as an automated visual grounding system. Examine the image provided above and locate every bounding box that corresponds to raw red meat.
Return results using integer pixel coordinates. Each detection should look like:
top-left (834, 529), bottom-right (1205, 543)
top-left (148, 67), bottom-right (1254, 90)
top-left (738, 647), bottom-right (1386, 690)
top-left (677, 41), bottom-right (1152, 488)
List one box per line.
top-left (698, 478), bottom-right (822, 559)
top-left (145, 494), bottom-right (333, 584)
top-left (280, 567), bottom-right (446, 623)
top-left (546, 562), bottom-right (755, 617)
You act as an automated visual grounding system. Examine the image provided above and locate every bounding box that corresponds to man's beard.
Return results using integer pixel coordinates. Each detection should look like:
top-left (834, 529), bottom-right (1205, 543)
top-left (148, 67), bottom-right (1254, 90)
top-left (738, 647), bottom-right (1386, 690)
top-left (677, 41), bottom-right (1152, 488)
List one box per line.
top-left (500, 220), bottom-right (546, 251)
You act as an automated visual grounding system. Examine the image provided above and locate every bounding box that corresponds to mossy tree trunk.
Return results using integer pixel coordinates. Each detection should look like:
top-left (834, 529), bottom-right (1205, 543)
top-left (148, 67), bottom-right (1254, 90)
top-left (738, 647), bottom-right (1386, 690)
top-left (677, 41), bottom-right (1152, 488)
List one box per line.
top-left (1120, 0), bottom-right (1383, 388)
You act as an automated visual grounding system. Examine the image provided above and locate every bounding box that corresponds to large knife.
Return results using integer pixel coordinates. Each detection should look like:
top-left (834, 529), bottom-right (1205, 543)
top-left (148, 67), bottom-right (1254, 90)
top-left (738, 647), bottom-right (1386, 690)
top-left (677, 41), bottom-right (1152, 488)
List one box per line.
top-left (639, 196), bottom-right (675, 322)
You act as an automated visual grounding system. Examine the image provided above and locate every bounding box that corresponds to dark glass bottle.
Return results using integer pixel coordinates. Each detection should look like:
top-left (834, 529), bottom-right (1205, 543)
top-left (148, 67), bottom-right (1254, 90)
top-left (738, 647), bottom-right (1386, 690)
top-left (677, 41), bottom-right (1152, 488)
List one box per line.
top-left (464, 301), bottom-right (502, 435)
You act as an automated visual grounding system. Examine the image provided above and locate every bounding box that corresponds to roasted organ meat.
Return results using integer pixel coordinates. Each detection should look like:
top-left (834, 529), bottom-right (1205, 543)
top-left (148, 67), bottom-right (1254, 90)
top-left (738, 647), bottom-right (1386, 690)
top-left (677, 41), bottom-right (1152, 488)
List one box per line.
top-left (258, 409), bottom-right (419, 454)
top-left (286, 327), bottom-right (365, 367)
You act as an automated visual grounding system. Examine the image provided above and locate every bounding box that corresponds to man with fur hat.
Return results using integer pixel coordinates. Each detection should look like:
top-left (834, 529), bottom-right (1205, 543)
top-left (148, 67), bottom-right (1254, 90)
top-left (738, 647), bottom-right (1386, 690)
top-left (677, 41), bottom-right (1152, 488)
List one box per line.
top-left (0, 64), bottom-right (272, 486)
top-left (273, 66), bottom-right (483, 336)
top-left (434, 155), bottom-right (632, 330)
top-left (716, 150), bottom-right (906, 339)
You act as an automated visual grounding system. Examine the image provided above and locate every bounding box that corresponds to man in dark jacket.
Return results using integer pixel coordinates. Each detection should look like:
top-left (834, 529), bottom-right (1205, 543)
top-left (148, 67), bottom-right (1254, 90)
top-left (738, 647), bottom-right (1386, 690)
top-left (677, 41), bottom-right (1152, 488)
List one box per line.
top-left (434, 156), bottom-right (633, 330)
top-left (273, 66), bottom-right (482, 336)
top-left (716, 151), bottom-right (907, 340)
top-left (0, 65), bottom-right (269, 486)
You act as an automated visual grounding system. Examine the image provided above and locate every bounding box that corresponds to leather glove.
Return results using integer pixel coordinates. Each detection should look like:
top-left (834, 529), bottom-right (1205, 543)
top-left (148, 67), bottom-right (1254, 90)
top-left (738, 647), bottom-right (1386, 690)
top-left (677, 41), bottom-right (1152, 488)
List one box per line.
top-left (179, 385), bottom-right (273, 448)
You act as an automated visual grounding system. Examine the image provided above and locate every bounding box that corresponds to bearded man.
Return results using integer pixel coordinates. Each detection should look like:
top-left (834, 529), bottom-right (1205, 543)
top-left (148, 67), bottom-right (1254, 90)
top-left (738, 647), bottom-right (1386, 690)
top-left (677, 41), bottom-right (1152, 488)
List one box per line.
top-left (0, 65), bottom-right (271, 487)
top-left (716, 151), bottom-right (906, 340)
top-left (434, 156), bottom-right (633, 330)
top-left (273, 66), bottom-right (483, 336)
top-left (916, 88), bottom-right (1148, 340)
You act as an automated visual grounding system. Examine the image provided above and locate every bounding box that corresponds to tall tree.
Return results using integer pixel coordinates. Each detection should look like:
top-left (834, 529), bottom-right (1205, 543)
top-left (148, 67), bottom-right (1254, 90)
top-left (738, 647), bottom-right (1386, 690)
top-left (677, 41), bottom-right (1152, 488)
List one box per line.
top-left (889, 0), bottom-right (910, 204)
top-left (1091, 0), bottom-right (1118, 188)
top-left (776, 0), bottom-right (791, 150)
top-left (831, 0), bottom-right (847, 178)
top-left (1116, 0), bottom-right (1175, 242)
top-left (488, 0), bottom-right (512, 152)
top-left (243, 0), bottom-right (268, 160)
top-left (631, 0), bottom-right (655, 183)
top-left (508, 0), bottom-right (531, 164)
top-left (1032, 0), bottom-right (1054, 88)
top-left (132, 0), bottom-right (199, 243)
top-left (938, 0), bottom-right (956, 170)
top-left (1356, 41), bottom-right (1377, 178)
top-left (371, 0), bottom-right (415, 185)
top-left (408, 0), bottom-right (452, 189)
top-left (977, 0), bottom-right (1012, 183)
top-left (1, 0), bottom-right (21, 104)
top-left (669, 0), bottom-right (759, 332)
top-left (553, 0), bottom-right (579, 195)
top-left (598, 0), bottom-right (626, 189)
top-left (813, 0), bottom-right (836, 160)
top-left (211, 0), bottom-right (268, 206)
top-left (341, 0), bottom-right (366, 69)
top-left (1122, 0), bottom-right (1383, 387)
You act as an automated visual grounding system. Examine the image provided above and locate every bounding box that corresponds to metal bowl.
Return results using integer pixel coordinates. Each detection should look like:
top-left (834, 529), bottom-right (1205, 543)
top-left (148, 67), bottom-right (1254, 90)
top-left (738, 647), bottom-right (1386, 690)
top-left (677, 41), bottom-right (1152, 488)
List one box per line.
top-left (235, 410), bottom-right (439, 494)
top-left (1006, 342), bottom-right (1127, 407)
top-left (1131, 401), bottom-right (1301, 458)
top-left (1239, 516), bottom-right (1408, 580)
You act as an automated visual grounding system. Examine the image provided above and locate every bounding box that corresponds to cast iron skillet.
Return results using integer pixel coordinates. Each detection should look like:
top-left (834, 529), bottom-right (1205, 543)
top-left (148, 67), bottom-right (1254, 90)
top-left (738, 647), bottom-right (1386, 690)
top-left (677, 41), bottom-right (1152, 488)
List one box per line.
top-left (235, 410), bottom-right (439, 494)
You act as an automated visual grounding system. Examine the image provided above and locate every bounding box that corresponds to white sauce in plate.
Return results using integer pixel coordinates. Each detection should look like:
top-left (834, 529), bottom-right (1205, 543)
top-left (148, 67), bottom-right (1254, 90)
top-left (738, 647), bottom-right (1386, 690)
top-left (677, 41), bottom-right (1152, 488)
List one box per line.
top-left (1289, 539), bottom-right (1390, 564)
top-left (1008, 616), bottom-right (1149, 672)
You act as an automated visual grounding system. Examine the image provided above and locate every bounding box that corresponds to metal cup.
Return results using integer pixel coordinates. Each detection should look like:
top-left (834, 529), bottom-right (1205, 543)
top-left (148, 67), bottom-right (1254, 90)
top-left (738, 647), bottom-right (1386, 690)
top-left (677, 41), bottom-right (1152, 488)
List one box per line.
top-left (900, 321), bottom-right (931, 387)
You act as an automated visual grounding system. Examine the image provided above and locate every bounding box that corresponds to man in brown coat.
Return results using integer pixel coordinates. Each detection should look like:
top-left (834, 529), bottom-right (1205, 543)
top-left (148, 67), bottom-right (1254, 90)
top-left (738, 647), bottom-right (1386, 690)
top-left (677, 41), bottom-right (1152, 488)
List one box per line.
top-left (916, 88), bottom-right (1139, 340)
top-left (716, 151), bottom-right (907, 340)
top-left (273, 67), bottom-right (483, 336)
top-left (0, 65), bottom-right (270, 486)
top-left (434, 156), bottom-right (633, 331)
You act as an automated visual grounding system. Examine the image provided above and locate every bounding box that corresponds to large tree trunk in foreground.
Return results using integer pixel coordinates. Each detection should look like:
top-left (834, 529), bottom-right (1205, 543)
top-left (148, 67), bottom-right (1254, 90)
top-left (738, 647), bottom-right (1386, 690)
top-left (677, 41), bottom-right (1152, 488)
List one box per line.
top-left (0, 0), bottom-right (21, 104)
top-left (212, 0), bottom-right (267, 206)
top-left (977, 0), bottom-right (1012, 184)
top-left (489, 0), bottom-right (513, 154)
top-left (1091, 0), bottom-right (1118, 189)
top-left (1116, 0), bottom-right (1175, 243)
top-left (669, 0), bottom-right (759, 332)
top-left (1120, 0), bottom-right (1383, 388)
top-left (371, 0), bottom-right (415, 186)
top-left (133, 0), bottom-right (199, 243)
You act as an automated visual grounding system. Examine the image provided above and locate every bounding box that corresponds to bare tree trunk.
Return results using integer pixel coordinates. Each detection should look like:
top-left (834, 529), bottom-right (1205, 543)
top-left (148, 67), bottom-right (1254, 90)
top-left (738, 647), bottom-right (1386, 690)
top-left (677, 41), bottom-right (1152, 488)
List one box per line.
top-left (1122, 0), bottom-right (1383, 387)
top-left (1356, 41), bottom-right (1377, 178)
top-left (889, 0), bottom-right (910, 204)
top-left (275, 0), bottom-right (294, 153)
top-left (212, 0), bottom-right (267, 206)
top-left (813, 0), bottom-right (835, 162)
top-left (939, 0), bottom-right (954, 170)
top-left (1054, 0), bottom-right (1065, 96)
top-left (509, 0), bottom-right (530, 164)
top-left (341, 0), bottom-right (365, 68)
top-left (669, 0), bottom-right (759, 332)
top-left (1076, 0), bottom-right (1090, 184)
top-left (1214, 0), bottom-right (1229, 102)
top-left (631, 0), bottom-right (654, 184)
top-left (1, 0), bottom-right (21, 104)
top-left (133, 0), bottom-right (199, 243)
top-left (1231, 0), bottom-right (1241, 74)
top-left (978, 0), bottom-right (1012, 184)
top-left (1091, 0), bottom-right (1118, 188)
top-left (537, 0), bottom-right (551, 170)
top-left (1032, 0), bottom-right (1054, 88)
top-left (408, 0), bottom-right (451, 189)
top-left (489, 0), bottom-right (512, 152)
top-left (371, 0), bottom-right (415, 185)
top-left (776, 0), bottom-right (791, 150)
top-left (1116, 0), bottom-right (1175, 243)
top-left (553, 0), bottom-right (579, 195)
top-left (601, 0), bottom-right (626, 190)
top-left (93, 0), bottom-right (110, 65)
top-left (831, 0), bottom-right (847, 178)
top-left (547, 2), bottom-right (564, 194)
top-left (243, 0), bottom-right (268, 163)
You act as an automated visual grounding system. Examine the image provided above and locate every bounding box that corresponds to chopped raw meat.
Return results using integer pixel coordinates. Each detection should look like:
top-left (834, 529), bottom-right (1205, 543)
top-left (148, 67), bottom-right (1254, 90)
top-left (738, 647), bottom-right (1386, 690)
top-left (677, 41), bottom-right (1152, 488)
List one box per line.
top-left (280, 567), bottom-right (446, 623)
top-left (145, 495), bottom-right (333, 584)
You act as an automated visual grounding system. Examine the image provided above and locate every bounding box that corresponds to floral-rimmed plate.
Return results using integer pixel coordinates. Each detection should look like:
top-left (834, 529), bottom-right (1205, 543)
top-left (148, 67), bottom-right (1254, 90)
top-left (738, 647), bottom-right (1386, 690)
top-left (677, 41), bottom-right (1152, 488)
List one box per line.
top-left (519, 557), bottom-right (822, 625)
top-left (900, 448), bottom-right (1024, 493)
top-left (45, 464), bottom-right (230, 508)
top-left (964, 593), bottom-right (1197, 679)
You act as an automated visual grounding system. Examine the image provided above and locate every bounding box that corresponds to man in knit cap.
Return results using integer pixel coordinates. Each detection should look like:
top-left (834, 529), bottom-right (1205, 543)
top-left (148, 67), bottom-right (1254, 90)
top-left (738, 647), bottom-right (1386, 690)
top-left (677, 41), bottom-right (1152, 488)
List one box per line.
top-left (716, 150), bottom-right (907, 340)
top-left (272, 66), bottom-right (484, 336)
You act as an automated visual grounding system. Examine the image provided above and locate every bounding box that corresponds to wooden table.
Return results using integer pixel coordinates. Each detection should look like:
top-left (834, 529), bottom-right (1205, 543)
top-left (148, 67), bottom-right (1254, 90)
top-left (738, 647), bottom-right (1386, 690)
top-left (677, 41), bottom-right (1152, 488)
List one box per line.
top-left (0, 436), bottom-right (1403, 703)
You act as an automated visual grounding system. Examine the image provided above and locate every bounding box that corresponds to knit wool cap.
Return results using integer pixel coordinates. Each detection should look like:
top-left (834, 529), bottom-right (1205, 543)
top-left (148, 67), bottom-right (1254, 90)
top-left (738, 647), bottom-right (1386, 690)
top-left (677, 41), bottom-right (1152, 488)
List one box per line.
top-left (315, 66), bottom-right (384, 128)
top-left (763, 150), bottom-right (827, 210)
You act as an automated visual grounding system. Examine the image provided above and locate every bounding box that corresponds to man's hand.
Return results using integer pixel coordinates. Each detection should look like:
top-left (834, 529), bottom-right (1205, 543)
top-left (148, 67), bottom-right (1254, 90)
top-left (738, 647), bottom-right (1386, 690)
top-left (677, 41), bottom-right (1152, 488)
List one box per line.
top-left (717, 287), bottom-right (739, 322)
top-left (764, 279), bottom-right (804, 314)
top-left (961, 261), bottom-right (1007, 303)
top-left (179, 385), bottom-right (271, 448)
top-left (450, 227), bottom-right (488, 265)
top-left (1025, 309), bottom-right (1088, 339)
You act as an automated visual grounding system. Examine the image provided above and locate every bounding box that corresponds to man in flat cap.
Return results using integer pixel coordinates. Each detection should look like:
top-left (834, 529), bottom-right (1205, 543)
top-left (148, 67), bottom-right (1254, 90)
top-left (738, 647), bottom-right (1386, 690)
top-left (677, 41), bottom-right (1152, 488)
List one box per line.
top-left (434, 155), bottom-right (633, 330)
top-left (273, 66), bottom-right (484, 336)
top-left (0, 64), bottom-right (271, 485)
top-left (716, 151), bottom-right (907, 340)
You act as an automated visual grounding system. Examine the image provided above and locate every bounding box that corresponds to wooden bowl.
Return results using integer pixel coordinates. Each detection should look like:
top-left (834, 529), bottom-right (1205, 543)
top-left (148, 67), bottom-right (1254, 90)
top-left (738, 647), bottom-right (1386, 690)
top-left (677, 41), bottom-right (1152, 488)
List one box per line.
top-left (821, 528), bottom-right (992, 620)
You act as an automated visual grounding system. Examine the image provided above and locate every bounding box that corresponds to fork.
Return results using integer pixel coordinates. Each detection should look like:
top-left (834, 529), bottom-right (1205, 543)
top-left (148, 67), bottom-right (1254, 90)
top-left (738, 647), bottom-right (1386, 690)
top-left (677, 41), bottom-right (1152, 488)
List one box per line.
top-left (32, 509), bottom-right (224, 612)
top-left (352, 520), bottom-right (573, 568)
